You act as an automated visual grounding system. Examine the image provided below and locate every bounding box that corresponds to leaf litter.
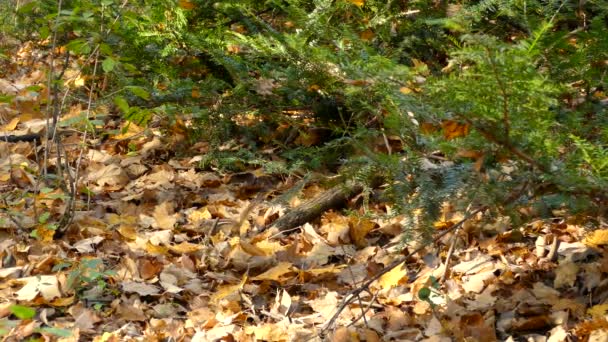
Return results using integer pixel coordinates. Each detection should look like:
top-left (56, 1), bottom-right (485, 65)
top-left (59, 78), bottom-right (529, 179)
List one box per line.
top-left (1, 43), bottom-right (608, 342)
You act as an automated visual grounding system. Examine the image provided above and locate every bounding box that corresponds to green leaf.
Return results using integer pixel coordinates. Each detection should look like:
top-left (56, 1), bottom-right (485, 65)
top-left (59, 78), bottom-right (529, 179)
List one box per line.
top-left (0, 95), bottom-right (14, 103)
top-left (418, 287), bottom-right (431, 301)
top-left (10, 305), bottom-right (36, 320)
top-left (17, 1), bottom-right (36, 14)
top-left (37, 327), bottom-right (73, 337)
top-left (26, 85), bottom-right (44, 92)
top-left (126, 86), bottom-right (150, 100)
top-left (38, 212), bottom-right (51, 224)
top-left (113, 96), bottom-right (130, 113)
top-left (64, 39), bottom-right (91, 54)
top-left (102, 57), bottom-right (116, 73)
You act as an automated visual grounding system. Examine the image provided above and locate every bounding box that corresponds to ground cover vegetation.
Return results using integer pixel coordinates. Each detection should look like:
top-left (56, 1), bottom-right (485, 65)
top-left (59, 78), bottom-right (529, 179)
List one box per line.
top-left (0, 0), bottom-right (607, 340)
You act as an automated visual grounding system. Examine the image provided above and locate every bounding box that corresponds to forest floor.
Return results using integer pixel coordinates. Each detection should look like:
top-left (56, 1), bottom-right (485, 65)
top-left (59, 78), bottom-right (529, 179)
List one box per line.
top-left (1, 42), bottom-right (608, 342)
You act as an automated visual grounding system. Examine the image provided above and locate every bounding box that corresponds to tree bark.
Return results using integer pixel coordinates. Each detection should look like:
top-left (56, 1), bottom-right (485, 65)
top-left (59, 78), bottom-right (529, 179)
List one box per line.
top-left (269, 181), bottom-right (364, 232)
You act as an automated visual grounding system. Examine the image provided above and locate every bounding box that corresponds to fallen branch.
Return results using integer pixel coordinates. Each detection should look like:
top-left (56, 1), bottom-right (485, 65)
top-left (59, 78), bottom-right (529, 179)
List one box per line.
top-left (268, 181), bottom-right (365, 232)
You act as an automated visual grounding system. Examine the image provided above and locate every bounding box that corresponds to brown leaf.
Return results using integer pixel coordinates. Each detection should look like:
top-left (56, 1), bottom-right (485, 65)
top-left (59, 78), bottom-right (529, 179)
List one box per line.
top-left (360, 29), bottom-right (375, 41)
top-left (331, 326), bottom-right (354, 342)
top-left (421, 122), bottom-right (439, 134)
top-left (349, 217), bottom-right (375, 247)
top-left (510, 315), bottom-right (551, 333)
top-left (138, 258), bottom-right (163, 280)
top-left (554, 260), bottom-right (579, 288)
top-left (459, 313), bottom-right (497, 342)
top-left (178, 1), bottom-right (196, 10)
top-left (121, 281), bottom-right (161, 296)
top-left (441, 120), bottom-right (470, 140)
top-left (117, 303), bottom-right (147, 321)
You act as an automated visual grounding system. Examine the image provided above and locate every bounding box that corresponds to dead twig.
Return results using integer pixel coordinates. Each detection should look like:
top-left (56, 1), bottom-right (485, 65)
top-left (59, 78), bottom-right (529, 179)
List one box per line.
top-left (440, 229), bottom-right (459, 283)
top-left (440, 203), bottom-right (474, 283)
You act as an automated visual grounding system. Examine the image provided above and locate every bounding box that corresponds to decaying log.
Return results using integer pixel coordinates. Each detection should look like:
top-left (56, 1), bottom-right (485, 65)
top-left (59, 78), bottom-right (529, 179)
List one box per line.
top-left (269, 181), bottom-right (364, 232)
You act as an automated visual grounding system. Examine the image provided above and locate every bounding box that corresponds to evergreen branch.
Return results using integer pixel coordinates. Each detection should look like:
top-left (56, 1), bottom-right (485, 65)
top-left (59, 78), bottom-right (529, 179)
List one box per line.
top-left (484, 47), bottom-right (510, 145)
top-left (462, 117), bottom-right (549, 173)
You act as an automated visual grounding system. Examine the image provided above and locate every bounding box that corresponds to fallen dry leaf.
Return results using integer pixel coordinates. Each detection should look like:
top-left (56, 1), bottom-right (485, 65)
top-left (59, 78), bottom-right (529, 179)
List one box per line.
top-left (376, 262), bottom-right (408, 290)
top-left (252, 262), bottom-right (294, 282)
top-left (15, 275), bottom-right (62, 301)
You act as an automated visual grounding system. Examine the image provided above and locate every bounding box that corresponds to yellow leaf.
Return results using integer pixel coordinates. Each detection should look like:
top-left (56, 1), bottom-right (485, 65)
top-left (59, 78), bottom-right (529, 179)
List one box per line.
top-left (377, 262), bottom-right (408, 289)
top-left (144, 242), bottom-right (169, 255)
top-left (36, 225), bottom-right (56, 242)
top-left (226, 44), bottom-right (241, 54)
top-left (304, 265), bottom-right (345, 276)
top-left (73, 75), bottom-right (86, 87)
top-left (349, 217), bottom-right (375, 247)
top-left (211, 274), bottom-right (247, 304)
top-left (245, 323), bottom-right (289, 341)
top-left (239, 240), bottom-right (266, 256)
top-left (113, 122), bottom-right (144, 140)
top-left (169, 241), bottom-right (203, 254)
top-left (399, 87), bottom-right (413, 94)
top-left (345, 0), bottom-right (364, 6)
top-left (2, 117), bottom-right (19, 131)
top-left (321, 211), bottom-right (350, 245)
top-left (433, 221), bottom-right (454, 230)
top-left (583, 229), bottom-right (608, 247)
top-left (412, 58), bottom-right (429, 76)
top-left (588, 303), bottom-right (608, 318)
top-left (252, 262), bottom-right (294, 282)
top-left (117, 224), bottom-right (138, 240)
top-left (188, 207), bottom-right (212, 222)
top-left (254, 240), bottom-right (285, 255)
top-left (49, 296), bottom-right (75, 307)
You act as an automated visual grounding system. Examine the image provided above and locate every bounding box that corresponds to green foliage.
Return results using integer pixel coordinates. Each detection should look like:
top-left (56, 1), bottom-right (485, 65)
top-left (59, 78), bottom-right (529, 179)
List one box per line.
top-left (3, 305), bottom-right (73, 338)
top-left (54, 258), bottom-right (116, 298)
top-left (9, 305), bottom-right (36, 320)
top-left (4, 0), bottom-right (607, 236)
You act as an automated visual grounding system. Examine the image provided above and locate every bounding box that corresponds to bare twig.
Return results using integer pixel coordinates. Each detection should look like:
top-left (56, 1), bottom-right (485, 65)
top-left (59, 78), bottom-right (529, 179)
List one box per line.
top-left (543, 234), bottom-right (559, 262)
top-left (440, 229), bottom-right (459, 283)
top-left (440, 203), bottom-right (474, 283)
